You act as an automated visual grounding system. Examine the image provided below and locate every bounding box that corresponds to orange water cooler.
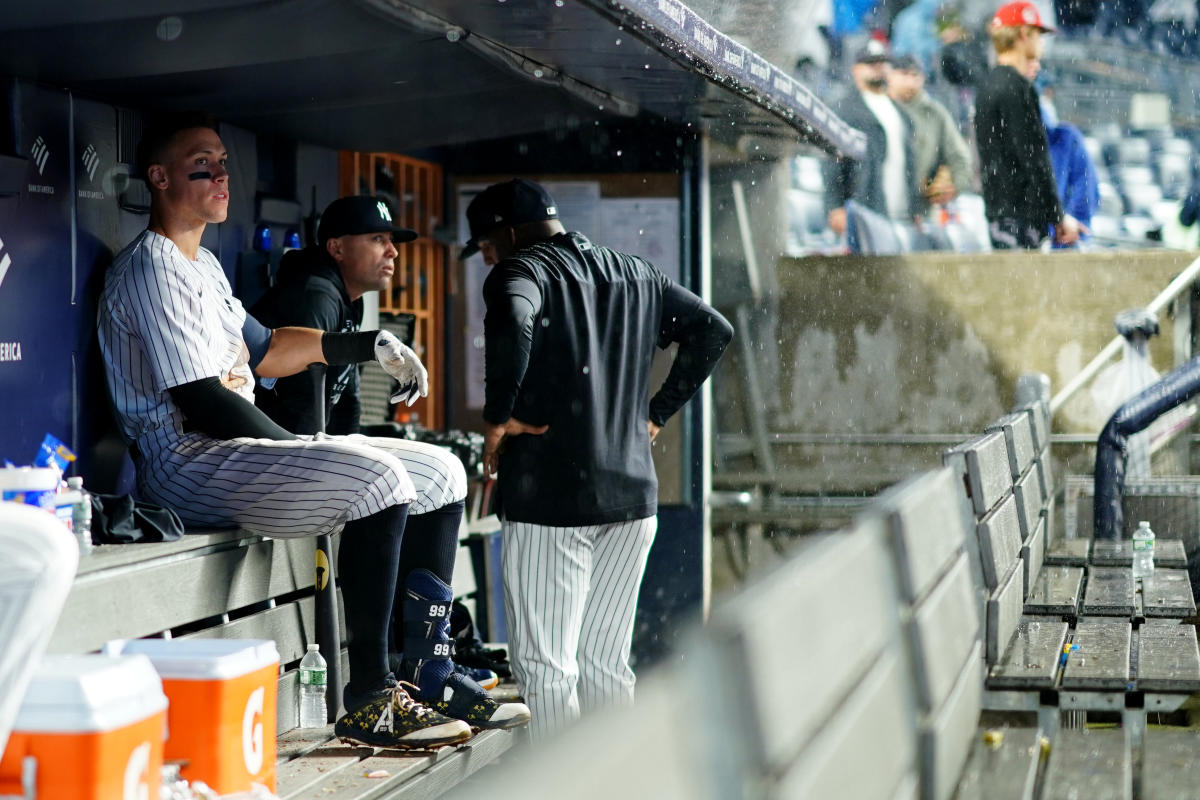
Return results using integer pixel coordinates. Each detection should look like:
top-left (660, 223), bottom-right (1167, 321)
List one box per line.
top-left (0, 654), bottom-right (167, 800)
top-left (115, 638), bottom-right (280, 795)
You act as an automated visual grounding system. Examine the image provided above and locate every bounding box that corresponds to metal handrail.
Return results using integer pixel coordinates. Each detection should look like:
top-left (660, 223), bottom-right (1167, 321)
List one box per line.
top-left (1049, 253), bottom-right (1200, 415)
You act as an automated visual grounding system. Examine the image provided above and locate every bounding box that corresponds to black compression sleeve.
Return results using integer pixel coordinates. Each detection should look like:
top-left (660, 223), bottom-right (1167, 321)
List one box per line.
top-left (649, 283), bottom-right (734, 427)
top-left (169, 378), bottom-right (298, 440)
top-left (321, 330), bottom-right (377, 365)
top-left (482, 267), bottom-right (541, 424)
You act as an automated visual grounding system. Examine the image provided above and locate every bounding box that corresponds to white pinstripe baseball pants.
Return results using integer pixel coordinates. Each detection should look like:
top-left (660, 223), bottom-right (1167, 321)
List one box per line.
top-left (136, 432), bottom-right (467, 538)
top-left (501, 516), bottom-right (657, 741)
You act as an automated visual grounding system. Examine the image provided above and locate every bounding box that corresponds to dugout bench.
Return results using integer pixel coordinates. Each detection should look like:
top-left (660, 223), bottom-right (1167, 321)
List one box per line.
top-left (45, 508), bottom-right (516, 800)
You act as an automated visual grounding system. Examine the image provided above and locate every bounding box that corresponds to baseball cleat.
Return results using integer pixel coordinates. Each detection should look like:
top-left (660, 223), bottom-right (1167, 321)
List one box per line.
top-left (334, 682), bottom-right (472, 749)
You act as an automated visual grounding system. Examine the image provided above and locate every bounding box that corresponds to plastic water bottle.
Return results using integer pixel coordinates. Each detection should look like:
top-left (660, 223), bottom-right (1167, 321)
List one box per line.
top-left (253, 223), bottom-right (272, 253)
top-left (1132, 520), bottom-right (1156, 578)
top-left (66, 477), bottom-right (93, 555)
top-left (298, 644), bottom-right (327, 728)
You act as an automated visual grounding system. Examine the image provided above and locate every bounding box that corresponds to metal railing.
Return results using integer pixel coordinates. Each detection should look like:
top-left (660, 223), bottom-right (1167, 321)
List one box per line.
top-left (1049, 253), bottom-right (1200, 415)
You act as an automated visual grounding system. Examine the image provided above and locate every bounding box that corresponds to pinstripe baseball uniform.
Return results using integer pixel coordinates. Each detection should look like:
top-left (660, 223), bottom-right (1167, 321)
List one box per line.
top-left (479, 221), bottom-right (732, 741)
top-left (98, 230), bottom-right (464, 537)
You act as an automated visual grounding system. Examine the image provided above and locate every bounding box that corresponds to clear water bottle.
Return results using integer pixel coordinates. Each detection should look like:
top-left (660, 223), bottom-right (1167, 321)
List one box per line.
top-left (298, 644), bottom-right (327, 728)
top-left (66, 477), bottom-right (93, 555)
top-left (1132, 520), bottom-right (1156, 578)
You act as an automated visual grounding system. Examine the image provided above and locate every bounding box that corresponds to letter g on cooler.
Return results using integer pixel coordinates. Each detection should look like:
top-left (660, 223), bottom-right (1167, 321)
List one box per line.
top-left (123, 742), bottom-right (152, 800)
top-left (242, 686), bottom-right (265, 776)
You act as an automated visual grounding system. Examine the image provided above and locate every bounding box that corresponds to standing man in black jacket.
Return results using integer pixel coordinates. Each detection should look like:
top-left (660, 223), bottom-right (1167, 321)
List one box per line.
top-left (975, 1), bottom-right (1083, 249)
top-left (824, 40), bottom-right (923, 236)
top-left (463, 179), bottom-right (733, 741)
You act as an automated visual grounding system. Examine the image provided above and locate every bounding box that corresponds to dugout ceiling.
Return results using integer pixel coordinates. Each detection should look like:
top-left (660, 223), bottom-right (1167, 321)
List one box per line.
top-left (0, 0), bottom-right (864, 158)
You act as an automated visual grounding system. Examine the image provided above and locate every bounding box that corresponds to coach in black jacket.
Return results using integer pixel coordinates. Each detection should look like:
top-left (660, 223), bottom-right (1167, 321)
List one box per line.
top-left (463, 179), bottom-right (732, 741)
top-left (824, 42), bottom-right (923, 235)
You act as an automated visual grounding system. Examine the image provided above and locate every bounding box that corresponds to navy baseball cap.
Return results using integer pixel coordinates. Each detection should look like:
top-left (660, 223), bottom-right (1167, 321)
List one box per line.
top-left (890, 54), bottom-right (924, 73)
top-left (459, 179), bottom-right (558, 259)
top-left (317, 195), bottom-right (418, 245)
top-left (854, 39), bottom-right (891, 64)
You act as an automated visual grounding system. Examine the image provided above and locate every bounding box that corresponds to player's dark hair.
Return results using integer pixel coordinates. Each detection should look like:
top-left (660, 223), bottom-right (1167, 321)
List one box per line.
top-left (135, 111), bottom-right (218, 182)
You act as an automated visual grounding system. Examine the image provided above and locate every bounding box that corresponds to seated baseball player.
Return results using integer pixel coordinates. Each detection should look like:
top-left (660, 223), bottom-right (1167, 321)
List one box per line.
top-left (96, 113), bottom-right (525, 749)
top-left (251, 194), bottom-right (513, 707)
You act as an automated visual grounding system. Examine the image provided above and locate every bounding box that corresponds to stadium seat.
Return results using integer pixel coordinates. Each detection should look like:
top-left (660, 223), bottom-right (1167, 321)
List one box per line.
top-left (1125, 183), bottom-right (1164, 215)
top-left (1090, 214), bottom-right (1122, 239)
top-left (1117, 165), bottom-right (1156, 187)
top-left (1118, 137), bottom-right (1152, 166)
top-left (1157, 153), bottom-right (1191, 199)
top-left (1098, 182), bottom-right (1125, 217)
top-left (1123, 214), bottom-right (1159, 239)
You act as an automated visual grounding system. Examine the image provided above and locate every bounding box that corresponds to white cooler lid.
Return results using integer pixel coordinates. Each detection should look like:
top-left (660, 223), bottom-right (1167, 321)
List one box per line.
top-left (113, 639), bottom-right (280, 680)
top-left (0, 467), bottom-right (59, 492)
top-left (15, 654), bottom-right (167, 733)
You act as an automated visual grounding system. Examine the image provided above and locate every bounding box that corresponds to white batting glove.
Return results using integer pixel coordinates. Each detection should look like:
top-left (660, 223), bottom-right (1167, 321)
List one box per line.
top-left (374, 331), bottom-right (428, 407)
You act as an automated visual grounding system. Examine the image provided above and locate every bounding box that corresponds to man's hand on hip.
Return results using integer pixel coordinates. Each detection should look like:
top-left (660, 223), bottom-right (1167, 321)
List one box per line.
top-left (375, 331), bottom-right (429, 406)
top-left (484, 418), bottom-right (549, 478)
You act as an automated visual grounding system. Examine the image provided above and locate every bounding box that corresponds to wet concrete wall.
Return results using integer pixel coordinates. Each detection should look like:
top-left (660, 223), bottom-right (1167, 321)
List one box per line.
top-left (713, 249), bottom-right (1199, 491)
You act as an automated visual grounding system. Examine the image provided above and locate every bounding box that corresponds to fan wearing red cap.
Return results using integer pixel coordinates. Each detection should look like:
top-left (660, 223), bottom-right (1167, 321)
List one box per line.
top-left (991, 0), bottom-right (1056, 31)
top-left (973, 0), bottom-right (1083, 249)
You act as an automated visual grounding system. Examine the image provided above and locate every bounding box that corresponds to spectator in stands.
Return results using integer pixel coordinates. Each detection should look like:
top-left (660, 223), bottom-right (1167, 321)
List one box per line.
top-left (251, 195), bottom-right (520, 708)
top-left (825, 40), bottom-right (923, 235)
top-left (1180, 174), bottom-right (1200, 228)
top-left (833, 0), bottom-right (882, 42)
top-left (1171, 173), bottom-right (1200, 248)
top-left (1043, 119), bottom-right (1100, 247)
top-left (975, 1), bottom-right (1083, 248)
top-left (936, 12), bottom-right (989, 130)
top-left (1149, 0), bottom-right (1198, 55)
top-left (1028, 69), bottom-right (1100, 247)
top-left (887, 54), bottom-right (974, 214)
top-left (1096, 0), bottom-right (1152, 43)
top-left (890, 0), bottom-right (942, 74)
top-left (97, 114), bottom-right (517, 752)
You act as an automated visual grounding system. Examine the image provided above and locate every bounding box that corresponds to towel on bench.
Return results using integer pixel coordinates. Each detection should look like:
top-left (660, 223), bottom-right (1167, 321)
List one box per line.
top-left (90, 493), bottom-right (184, 543)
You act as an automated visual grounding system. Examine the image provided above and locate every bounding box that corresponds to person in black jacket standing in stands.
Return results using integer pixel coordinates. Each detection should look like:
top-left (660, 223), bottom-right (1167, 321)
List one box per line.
top-left (976, 1), bottom-right (1084, 249)
top-left (824, 39), bottom-right (924, 236)
top-left (462, 179), bottom-right (733, 741)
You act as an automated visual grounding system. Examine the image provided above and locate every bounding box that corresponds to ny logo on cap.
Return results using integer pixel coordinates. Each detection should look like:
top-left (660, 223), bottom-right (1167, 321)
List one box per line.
top-left (377, 201), bottom-right (392, 222)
